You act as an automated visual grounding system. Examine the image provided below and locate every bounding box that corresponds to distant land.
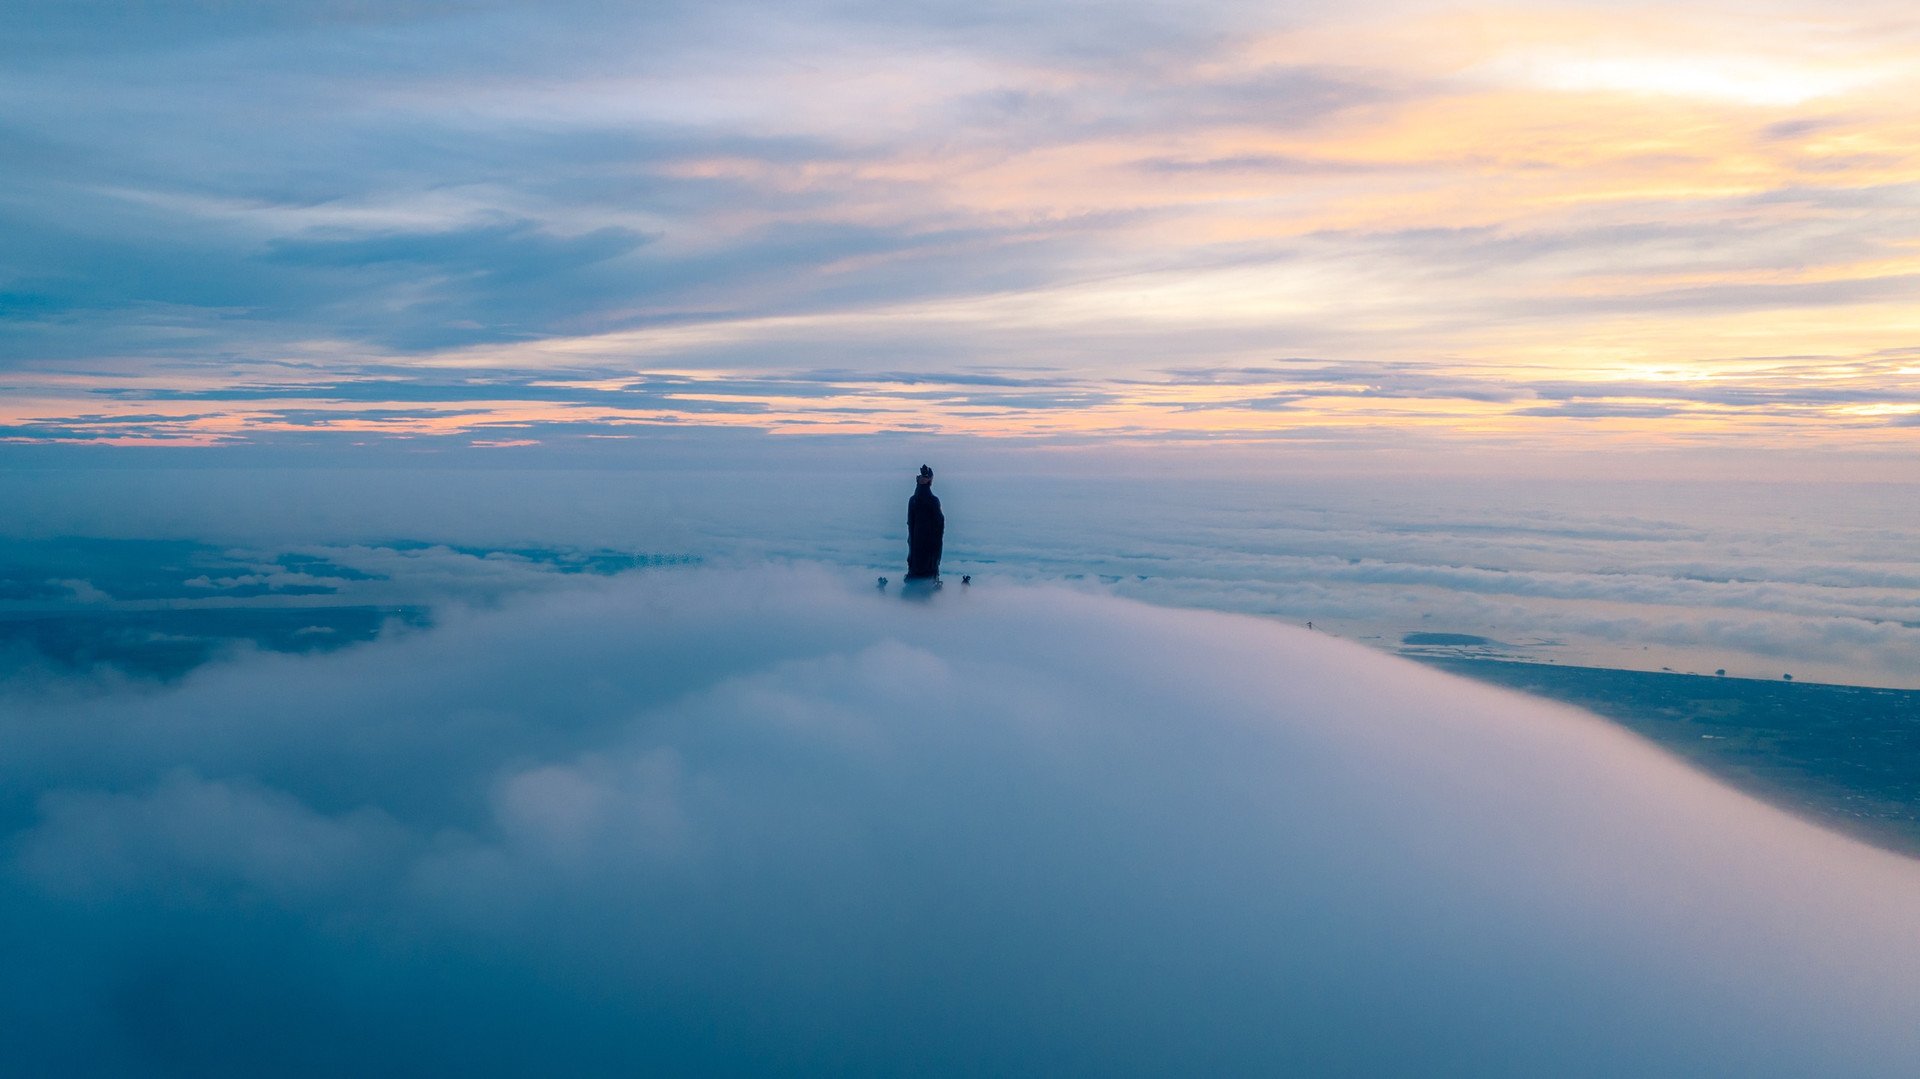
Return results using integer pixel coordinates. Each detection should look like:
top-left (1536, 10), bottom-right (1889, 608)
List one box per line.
top-left (1401, 632), bottom-right (1511, 649)
top-left (0, 605), bottom-right (430, 679)
top-left (0, 537), bottom-right (685, 681)
top-left (1414, 656), bottom-right (1920, 859)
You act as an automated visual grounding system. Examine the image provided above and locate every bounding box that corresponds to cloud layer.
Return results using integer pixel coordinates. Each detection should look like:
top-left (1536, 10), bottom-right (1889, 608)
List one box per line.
top-left (2, 464), bottom-right (1913, 688)
top-left (4, 566), bottom-right (1918, 1074)
top-left (3, 0), bottom-right (1918, 455)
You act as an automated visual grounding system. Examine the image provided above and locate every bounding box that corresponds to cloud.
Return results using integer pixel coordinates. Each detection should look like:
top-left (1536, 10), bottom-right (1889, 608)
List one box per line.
top-left (1512, 401), bottom-right (1694, 418)
top-left (1130, 152), bottom-right (1387, 174)
top-left (0, 462), bottom-right (1914, 687)
top-left (6, 0), bottom-right (1919, 414)
top-left (6, 344), bottom-right (1911, 450)
top-left (19, 771), bottom-right (407, 904)
top-left (3, 565), bottom-right (1919, 1074)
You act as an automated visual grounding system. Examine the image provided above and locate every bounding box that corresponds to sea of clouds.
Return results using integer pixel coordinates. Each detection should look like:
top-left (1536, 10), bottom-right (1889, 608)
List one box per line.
top-left (4, 565), bottom-right (1918, 1075)
top-left (6, 463), bottom-right (1914, 686)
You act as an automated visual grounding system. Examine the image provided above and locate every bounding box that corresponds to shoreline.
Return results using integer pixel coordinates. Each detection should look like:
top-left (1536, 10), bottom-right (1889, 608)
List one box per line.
top-left (1414, 655), bottom-right (1920, 859)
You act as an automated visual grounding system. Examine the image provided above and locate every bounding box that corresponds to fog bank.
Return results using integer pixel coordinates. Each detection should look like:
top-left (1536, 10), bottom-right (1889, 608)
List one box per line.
top-left (3, 566), bottom-right (1918, 1075)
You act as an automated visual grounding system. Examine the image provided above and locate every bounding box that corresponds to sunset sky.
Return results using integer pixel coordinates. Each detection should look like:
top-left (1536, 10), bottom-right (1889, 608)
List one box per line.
top-left (3, 0), bottom-right (1917, 470)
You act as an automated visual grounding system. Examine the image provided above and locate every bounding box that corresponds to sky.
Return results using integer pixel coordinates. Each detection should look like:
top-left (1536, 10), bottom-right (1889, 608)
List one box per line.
top-left (2, 0), bottom-right (1918, 471)
top-left (6, 567), bottom-right (1920, 1074)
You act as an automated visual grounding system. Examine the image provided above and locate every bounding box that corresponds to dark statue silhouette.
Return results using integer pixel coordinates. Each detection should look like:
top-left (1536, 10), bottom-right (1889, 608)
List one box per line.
top-left (906, 464), bottom-right (944, 581)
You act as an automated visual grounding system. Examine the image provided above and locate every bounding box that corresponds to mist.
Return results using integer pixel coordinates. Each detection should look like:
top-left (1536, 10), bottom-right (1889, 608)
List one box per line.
top-left (3, 460), bottom-right (1914, 686)
top-left (4, 566), bottom-right (1918, 1075)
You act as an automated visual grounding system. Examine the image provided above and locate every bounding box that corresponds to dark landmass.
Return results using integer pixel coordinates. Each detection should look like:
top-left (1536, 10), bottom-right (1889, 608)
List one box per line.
top-left (0, 606), bottom-right (431, 679)
top-left (1403, 632), bottom-right (1503, 647)
top-left (1398, 630), bottom-right (1554, 662)
top-left (0, 537), bottom-right (693, 680)
top-left (1417, 657), bottom-right (1920, 858)
top-left (386, 541), bottom-right (694, 576)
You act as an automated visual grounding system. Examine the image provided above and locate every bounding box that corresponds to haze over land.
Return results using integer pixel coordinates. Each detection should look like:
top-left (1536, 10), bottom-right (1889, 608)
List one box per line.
top-left (4, 464), bottom-right (1914, 688)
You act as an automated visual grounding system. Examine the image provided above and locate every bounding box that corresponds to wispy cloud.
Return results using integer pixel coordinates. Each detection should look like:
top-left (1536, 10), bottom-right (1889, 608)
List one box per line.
top-left (3, 0), bottom-right (1918, 456)
top-left (2, 347), bottom-right (1911, 452)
